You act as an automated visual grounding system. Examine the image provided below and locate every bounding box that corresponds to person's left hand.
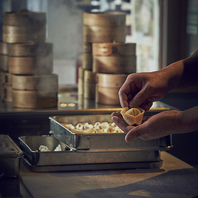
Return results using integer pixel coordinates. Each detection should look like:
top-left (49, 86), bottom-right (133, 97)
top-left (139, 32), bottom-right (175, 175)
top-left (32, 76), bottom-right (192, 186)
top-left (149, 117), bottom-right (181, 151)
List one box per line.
top-left (111, 110), bottom-right (181, 142)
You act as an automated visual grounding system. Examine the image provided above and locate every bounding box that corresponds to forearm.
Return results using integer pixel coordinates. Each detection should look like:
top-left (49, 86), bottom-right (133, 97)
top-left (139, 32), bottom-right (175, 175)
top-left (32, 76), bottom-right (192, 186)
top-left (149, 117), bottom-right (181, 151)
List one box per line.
top-left (177, 106), bottom-right (198, 134)
top-left (160, 50), bottom-right (198, 91)
top-left (159, 60), bottom-right (184, 91)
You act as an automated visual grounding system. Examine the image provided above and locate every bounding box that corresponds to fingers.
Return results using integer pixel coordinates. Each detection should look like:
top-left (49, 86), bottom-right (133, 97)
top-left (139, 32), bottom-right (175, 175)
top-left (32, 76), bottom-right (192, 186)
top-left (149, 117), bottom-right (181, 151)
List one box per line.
top-left (111, 112), bottom-right (135, 134)
top-left (125, 124), bottom-right (147, 142)
top-left (119, 76), bottom-right (139, 108)
top-left (129, 85), bottom-right (152, 108)
top-left (140, 101), bottom-right (153, 111)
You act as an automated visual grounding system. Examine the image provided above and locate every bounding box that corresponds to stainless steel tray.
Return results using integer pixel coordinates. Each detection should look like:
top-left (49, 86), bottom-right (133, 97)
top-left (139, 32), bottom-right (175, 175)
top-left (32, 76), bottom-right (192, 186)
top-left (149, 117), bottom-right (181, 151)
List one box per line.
top-left (0, 135), bottom-right (23, 177)
top-left (49, 115), bottom-right (172, 151)
top-left (19, 135), bottom-right (163, 171)
top-left (22, 158), bottom-right (163, 172)
top-left (19, 135), bottom-right (161, 166)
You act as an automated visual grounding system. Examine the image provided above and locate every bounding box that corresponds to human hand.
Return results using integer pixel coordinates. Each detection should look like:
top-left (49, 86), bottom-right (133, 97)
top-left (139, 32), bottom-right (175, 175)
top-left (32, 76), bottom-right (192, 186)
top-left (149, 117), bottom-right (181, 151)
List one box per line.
top-left (119, 71), bottom-right (170, 111)
top-left (111, 110), bottom-right (181, 142)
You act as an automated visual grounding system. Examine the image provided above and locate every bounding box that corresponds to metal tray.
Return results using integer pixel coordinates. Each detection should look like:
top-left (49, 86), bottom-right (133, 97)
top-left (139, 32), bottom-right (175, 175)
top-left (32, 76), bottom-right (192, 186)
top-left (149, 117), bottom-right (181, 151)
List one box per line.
top-left (22, 158), bottom-right (163, 172)
top-left (19, 135), bottom-right (161, 166)
top-left (0, 135), bottom-right (23, 178)
top-left (49, 115), bottom-right (172, 151)
top-left (19, 135), bottom-right (163, 171)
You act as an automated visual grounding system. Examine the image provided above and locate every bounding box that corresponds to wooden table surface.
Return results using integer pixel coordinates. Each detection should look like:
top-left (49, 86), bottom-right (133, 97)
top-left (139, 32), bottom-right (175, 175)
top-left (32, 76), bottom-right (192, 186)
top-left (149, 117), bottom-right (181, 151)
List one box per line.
top-left (20, 151), bottom-right (198, 198)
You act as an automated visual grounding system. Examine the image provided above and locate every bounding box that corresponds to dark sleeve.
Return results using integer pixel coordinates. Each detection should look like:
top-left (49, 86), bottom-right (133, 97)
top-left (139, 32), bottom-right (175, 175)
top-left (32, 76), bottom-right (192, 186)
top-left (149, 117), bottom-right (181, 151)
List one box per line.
top-left (182, 50), bottom-right (198, 87)
top-left (183, 50), bottom-right (198, 68)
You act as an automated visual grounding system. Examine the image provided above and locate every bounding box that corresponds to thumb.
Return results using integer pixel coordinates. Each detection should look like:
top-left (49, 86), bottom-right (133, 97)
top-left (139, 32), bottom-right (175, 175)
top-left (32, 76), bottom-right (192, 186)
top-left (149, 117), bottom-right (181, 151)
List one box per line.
top-left (125, 125), bottom-right (145, 142)
top-left (129, 86), bottom-right (151, 108)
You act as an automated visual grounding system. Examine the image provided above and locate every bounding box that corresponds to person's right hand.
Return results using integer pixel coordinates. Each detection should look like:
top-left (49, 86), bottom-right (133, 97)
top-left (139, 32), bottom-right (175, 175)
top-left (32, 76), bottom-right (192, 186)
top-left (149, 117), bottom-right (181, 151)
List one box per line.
top-left (119, 71), bottom-right (170, 111)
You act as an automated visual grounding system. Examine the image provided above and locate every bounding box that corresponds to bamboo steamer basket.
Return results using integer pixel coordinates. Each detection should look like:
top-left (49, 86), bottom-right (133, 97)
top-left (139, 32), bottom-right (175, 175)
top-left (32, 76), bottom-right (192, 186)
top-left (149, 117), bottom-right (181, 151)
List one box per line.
top-left (3, 26), bottom-right (46, 43)
top-left (84, 25), bottom-right (126, 43)
top-left (0, 42), bottom-right (8, 72)
top-left (3, 10), bottom-right (46, 43)
top-left (83, 53), bottom-right (92, 70)
top-left (2, 72), bottom-right (12, 85)
top-left (83, 43), bottom-right (92, 70)
top-left (3, 10), bottom-right (46, 26)
top-left (83, 12), bottom-right (126, 43)
top-left (8, 42), bottom-right (52, 57)
top-left (0, 72), bottom-right (3, 84)
top-left (93, 56), bottom-right (136, 74)
top-left (2, 84), bottom-right (12, 102)
top-left (93, 43), bottom-right (136, 74)
top-left (12, 90), bottom-right (57, 108)
top-left (0, 42), bottom-right (8, 55)
top-left (96, 73), bottom-right (127, 105)
top-left (83, 12), bottom-right (126, 27)
top-left (8, 55), bottom-right (53, 75)
top-left (12, 74), bottom-right (58, 91)
top-left (0, 84), bottom-right (3, 101)
top-left (84, 70), bottom-right (96, 99)
top-left (78, 67), bottom-right (84, 96)
top-left (8, 42), bottom-right (53, 75)
top-left (0, 54), bottom-right (8, 72)
top-left (92, 43), bottom-right (136, 56)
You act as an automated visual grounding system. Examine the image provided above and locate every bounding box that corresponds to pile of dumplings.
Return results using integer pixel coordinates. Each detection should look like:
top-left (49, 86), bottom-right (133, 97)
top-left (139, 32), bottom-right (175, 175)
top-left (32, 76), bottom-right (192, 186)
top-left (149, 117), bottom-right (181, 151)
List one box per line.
top-left (64, 122), bottom-right (124, 134)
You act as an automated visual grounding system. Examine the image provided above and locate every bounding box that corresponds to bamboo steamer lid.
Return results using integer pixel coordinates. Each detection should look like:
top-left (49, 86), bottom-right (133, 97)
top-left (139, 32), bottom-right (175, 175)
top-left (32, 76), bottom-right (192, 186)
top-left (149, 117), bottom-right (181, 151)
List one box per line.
top-left (92, 43), bottom-right (136, 56)
top-left (83, 12), bottom-right (126, 27)
top-left (12, 90), bottom-right (57, 108)
top-left (83, 11), bottom-right (126, 43)
top-left (0, 42), bottom-right (8, 55)
top-left (8, 42), bottom-right (52, 57)
top-left (3, 10), bottom-right (46, 26)
top-left (0, 54), bottom-right (8, 72)
top-left (3, 25), bottom-right (46, 43)
top-left (8, 55), bottom-right (53, 75)
top-left (93, 55), bottom-right (136, 74)
top-left (84, 25), bottom-right (126, 43)
top-left (96, 73), bottom-right (127, 105)
top-left (12, 74), bottom-right (58, 91)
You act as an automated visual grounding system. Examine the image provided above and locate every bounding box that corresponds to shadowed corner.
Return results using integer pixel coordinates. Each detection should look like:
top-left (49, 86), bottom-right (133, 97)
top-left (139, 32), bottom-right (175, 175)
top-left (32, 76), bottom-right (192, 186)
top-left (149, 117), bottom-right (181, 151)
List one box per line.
top-left (74, 168), bottom-right (198, 198)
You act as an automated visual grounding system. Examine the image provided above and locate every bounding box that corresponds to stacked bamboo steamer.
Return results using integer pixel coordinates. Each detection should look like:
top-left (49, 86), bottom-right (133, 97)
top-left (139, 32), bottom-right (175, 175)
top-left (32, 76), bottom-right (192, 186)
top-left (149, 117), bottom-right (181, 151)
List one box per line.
top-left (93, 42), bottom-right (136, 105)
top-left (0, 42), bottom-right (12, 102)
top-left (79, 11), bottom-right (136, 105)
top-left (0, 10), bottom-right (58, 108)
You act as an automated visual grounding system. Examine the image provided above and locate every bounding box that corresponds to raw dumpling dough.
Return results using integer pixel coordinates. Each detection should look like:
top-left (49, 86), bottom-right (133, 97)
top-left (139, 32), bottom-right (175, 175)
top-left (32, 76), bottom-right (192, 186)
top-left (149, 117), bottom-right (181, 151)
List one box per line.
top-left (121, 107), bottom-right (145, 126)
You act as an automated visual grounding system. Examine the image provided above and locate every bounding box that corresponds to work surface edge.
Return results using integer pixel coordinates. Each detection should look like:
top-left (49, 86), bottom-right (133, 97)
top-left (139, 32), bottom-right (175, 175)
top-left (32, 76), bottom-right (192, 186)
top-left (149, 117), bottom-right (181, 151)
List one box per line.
top-left (20, 151), bottom-right (198, 198)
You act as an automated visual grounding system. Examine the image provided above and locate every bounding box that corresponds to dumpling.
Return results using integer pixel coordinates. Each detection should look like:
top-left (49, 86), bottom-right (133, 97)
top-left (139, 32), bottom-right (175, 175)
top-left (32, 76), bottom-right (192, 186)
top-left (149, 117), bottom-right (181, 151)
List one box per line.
top-left (121, 107), bottom-right (145, 126)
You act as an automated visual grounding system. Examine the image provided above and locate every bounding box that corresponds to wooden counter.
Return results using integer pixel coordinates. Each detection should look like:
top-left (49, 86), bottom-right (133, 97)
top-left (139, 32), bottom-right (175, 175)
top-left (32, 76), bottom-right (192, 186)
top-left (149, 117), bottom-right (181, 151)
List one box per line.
top-left (20, 152), bottom-right (198, 198)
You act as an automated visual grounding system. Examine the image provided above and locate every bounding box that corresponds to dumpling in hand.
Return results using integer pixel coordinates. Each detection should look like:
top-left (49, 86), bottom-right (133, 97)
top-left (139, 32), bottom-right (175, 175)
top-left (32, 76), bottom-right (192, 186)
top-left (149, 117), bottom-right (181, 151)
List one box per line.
top-left (121, 107), bottom-right (145, 126)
